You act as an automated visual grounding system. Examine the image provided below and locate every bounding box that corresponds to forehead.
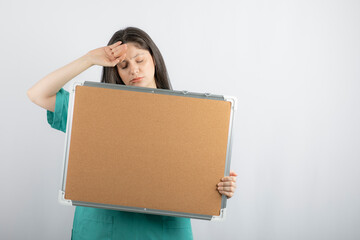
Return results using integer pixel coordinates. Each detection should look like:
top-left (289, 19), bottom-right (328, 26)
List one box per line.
top-left (125, 42), bottom-right (150, 58)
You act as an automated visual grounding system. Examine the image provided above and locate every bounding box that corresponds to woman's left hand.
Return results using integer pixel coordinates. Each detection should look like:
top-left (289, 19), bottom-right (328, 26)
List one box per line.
top-left (217, 170), bottom-right (237, 199)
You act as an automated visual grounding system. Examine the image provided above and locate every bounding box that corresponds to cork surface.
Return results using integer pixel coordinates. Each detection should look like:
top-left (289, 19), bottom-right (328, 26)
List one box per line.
top-left (65, 85), bottom-right (231, 216)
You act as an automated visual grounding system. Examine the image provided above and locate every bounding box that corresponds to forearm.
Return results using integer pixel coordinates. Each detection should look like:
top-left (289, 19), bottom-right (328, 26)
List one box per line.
top-left (27, 54), bottom-right (93, 101)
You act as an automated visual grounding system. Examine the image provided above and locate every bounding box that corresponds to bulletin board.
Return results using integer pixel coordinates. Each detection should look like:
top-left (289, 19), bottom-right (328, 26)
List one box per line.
top-left (59, 81), bottom-right (236, 221)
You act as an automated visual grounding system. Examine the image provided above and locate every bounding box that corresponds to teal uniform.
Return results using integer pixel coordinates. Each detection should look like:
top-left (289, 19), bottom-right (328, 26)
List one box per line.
top-left (47, 88), bottom-right (193, 240)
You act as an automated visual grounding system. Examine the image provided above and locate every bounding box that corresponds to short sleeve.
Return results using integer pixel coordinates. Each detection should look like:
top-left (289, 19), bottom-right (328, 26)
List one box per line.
top-left (47, 88), bottom-right (69, 133)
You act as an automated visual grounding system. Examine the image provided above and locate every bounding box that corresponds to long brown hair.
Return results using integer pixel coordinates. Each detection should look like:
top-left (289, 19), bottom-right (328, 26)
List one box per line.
top-left (101, 27), bottom-right (172, 90)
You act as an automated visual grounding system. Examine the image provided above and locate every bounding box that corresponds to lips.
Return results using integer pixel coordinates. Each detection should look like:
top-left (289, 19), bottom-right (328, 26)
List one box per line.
top-left (130, 77), bottom-right (143, 83)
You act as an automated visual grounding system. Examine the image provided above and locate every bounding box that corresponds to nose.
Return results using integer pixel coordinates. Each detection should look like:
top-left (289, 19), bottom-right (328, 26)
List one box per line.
top-left (129, 63), bottom-right (139, 75)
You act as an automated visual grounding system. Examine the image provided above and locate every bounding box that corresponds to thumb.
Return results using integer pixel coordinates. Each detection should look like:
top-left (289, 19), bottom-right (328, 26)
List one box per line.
top-left (229, 170), bottom-right (238, 176)
top-left (111, 58), bottom-right (120, 66)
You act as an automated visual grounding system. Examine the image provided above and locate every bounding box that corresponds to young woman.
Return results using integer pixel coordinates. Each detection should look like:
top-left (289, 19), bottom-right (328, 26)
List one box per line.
top-left (27, 27), bottom-right (237, 240)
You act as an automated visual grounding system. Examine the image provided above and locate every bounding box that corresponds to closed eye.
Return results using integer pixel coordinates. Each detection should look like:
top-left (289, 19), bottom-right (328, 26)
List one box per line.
top-left (119, 62), bottom-right (127, 69)
top-left (119, 58), bottom-right (144, 69)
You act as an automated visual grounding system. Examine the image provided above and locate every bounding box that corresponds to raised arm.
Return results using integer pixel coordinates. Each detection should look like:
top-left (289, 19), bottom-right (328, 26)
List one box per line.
top-left (27, 41), bottom-right (127, 112)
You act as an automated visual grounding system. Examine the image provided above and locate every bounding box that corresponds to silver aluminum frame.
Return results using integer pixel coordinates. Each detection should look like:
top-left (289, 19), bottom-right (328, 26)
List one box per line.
top-left (58, 81), bottom-right (237, 221)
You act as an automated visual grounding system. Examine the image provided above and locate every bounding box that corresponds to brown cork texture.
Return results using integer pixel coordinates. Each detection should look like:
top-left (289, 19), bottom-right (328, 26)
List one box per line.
top-left (65, 85), bottom-right (231, 216)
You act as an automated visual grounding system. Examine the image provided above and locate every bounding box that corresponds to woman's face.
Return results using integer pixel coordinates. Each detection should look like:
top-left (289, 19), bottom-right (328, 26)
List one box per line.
top-left (116, 42), bottom-right (157, 88)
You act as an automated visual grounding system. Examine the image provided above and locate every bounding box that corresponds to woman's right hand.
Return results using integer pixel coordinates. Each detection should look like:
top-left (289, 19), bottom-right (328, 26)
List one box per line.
top-left (86, 41), bottom-right (127, 67)
top-left (27, 41), bottom-right (128, 112)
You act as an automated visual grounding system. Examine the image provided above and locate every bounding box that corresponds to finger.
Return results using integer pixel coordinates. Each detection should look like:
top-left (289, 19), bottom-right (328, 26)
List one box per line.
top-left (116, 53), bottom-right (127, 64)
top-left (109, 58), bottom-right (121, 66)
top-left (112, 44), bottom-right (128, 58)
top-left (112, 43), bottom-right (127, 52)
top-left (109, 52), bottom-right (127, 66)
top-left (218, 190), bottom-right (234, 199)
top-left (217, 181), bottom-right (236, 188)
top-left (104, 46), bottom-right (116, 60)
top-left (221, 176), bottom-right (237, 182)
top-left (109, 41), bottom-right (122, 50)
top-left (229, 171), bottom-right (238, 176)
top-left (217, 185), bottom-right (236, 192)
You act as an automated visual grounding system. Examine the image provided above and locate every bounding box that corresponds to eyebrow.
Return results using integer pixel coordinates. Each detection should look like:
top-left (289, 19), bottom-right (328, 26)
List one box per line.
top-left (119, 53), bottom-right (146, 66)
top-left (120, 53), bottom-right (145, 65)
top-left (130, 53), bottom-right (145, 60)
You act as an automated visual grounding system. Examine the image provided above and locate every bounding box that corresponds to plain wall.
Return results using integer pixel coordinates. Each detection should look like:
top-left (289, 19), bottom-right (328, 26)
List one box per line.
top-left (0, 0), bottom-right (359, 239)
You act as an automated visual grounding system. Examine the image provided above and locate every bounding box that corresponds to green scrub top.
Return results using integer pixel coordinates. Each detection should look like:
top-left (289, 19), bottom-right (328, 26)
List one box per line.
top-left (47, 88), bottom-right (193, 240)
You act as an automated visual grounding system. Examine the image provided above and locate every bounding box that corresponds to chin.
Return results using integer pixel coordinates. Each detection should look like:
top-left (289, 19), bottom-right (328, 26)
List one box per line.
top-left (131, 82), bottom-right (146, 87)
top-left (134, 81), bottom-right (155, 88)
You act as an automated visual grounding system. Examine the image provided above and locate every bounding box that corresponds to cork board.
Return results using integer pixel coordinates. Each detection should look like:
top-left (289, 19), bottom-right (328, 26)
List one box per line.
top-left (65, 84), bottom-right (232, 216)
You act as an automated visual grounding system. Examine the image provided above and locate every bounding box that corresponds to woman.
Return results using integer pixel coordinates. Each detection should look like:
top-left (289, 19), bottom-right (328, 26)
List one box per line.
top-left (27, 27), bottom-right (237, 240)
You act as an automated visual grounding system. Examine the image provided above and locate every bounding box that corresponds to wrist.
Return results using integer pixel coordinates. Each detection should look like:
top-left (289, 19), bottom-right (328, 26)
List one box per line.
top-left (81, 53), bottom-right (95, 67)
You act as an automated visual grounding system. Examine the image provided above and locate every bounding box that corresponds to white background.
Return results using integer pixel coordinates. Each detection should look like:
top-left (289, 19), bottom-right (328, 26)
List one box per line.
top-left (1, 0), bottom-right (359, 239)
